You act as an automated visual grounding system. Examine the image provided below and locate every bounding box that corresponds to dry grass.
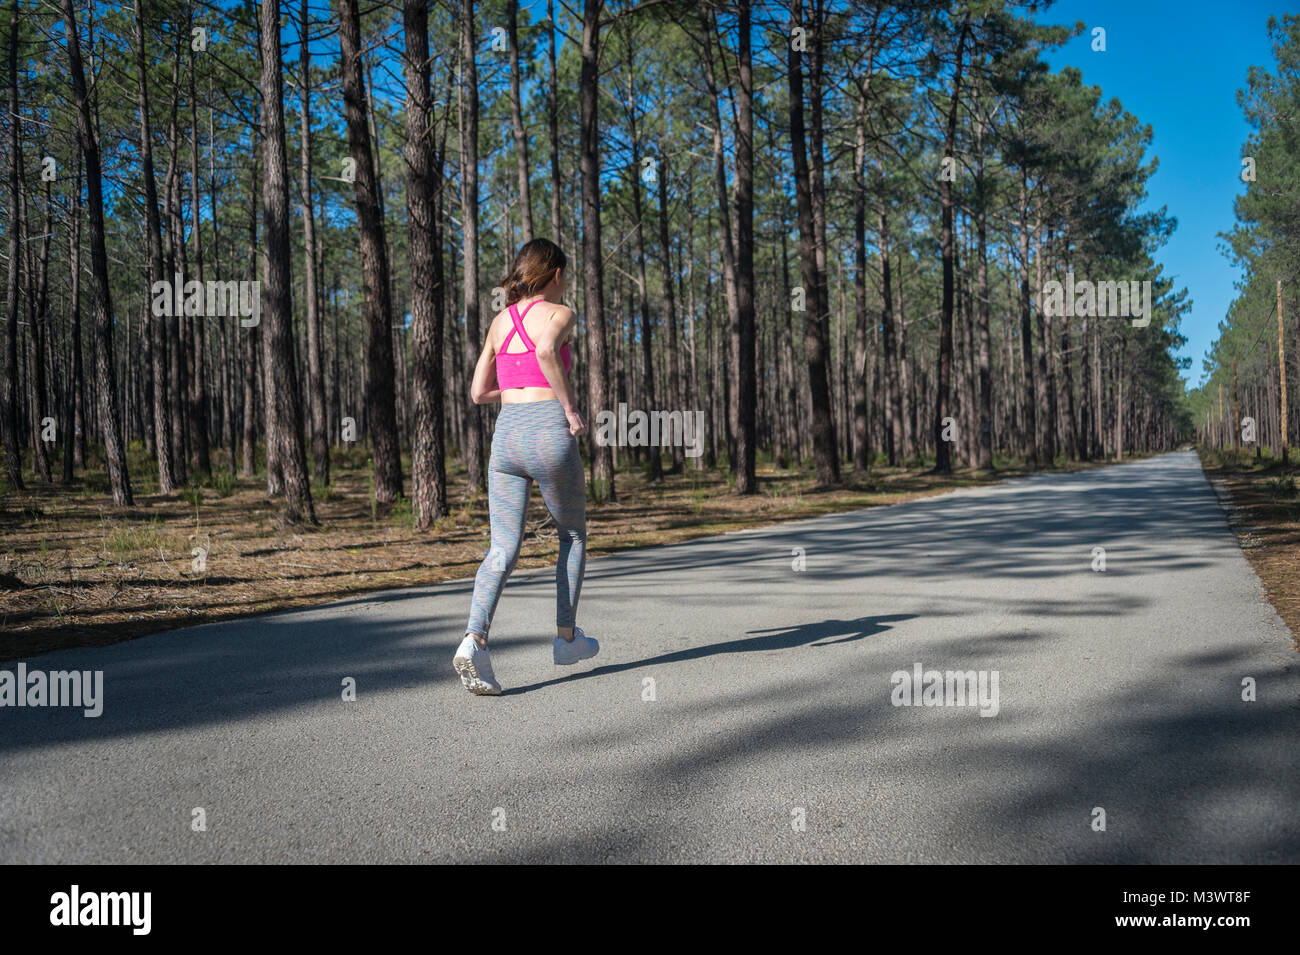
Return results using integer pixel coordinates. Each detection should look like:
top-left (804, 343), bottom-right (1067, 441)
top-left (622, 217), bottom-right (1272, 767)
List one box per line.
top-left (1198, 447), bottom-right (1300, 651)
top-left (0, 447), bottom-right (1135, 660)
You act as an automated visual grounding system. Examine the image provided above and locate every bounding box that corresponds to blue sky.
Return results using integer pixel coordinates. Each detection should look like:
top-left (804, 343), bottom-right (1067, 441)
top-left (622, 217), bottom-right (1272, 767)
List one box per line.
top-left (1040, 0), bottom-right (1286, 386)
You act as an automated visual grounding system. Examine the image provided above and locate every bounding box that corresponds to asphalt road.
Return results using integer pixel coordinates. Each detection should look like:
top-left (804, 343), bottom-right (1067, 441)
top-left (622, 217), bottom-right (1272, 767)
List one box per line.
top-left (2, 450), bottom-right (1297, 863)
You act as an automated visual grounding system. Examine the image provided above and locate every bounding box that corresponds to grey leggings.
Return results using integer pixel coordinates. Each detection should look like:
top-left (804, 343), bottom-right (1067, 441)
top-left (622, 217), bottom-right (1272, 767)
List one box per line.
top-left (466, 399), bottom-right (587, 638)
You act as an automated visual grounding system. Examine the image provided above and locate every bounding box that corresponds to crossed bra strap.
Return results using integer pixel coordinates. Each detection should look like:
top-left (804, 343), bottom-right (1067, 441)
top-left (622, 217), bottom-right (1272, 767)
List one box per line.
top-left (503, 298), bottom-right (541, 352)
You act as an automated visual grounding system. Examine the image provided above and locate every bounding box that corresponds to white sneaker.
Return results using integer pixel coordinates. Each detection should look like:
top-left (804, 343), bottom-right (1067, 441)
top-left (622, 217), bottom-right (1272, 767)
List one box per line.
top-left (453, 635), bottom-right (502, 695)
top-left (553, 626), bottom-right (599, 666)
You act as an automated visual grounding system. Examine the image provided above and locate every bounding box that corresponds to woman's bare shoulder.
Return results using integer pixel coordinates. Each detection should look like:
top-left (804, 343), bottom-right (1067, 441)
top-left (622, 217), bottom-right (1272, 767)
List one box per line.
top-left (542, 302), bottom-right (575, 324)
top-left (487, 308), bottom-right (512, 346)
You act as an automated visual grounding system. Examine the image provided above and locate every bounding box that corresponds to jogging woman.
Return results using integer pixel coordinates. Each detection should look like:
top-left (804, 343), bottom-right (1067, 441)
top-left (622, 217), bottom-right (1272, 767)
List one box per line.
top-left (452, 238), bottom-right (598, 695)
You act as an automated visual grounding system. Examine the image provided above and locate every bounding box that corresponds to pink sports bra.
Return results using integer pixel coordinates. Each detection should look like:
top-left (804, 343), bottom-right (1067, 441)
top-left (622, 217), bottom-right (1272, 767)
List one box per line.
top-left (496, 298), bottom-right (572, 390)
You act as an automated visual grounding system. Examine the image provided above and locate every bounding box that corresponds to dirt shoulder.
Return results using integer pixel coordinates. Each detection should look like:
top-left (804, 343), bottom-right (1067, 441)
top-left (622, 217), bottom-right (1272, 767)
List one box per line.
top-left (1197, 447), bottom-right (1300, 650)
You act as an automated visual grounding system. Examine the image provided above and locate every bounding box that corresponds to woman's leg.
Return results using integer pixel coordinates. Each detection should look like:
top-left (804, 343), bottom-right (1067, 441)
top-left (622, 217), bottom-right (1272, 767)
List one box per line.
top-left (533, 432), bottom-right (587, 641)
top-left (465, 463), bottom-right (531, 647)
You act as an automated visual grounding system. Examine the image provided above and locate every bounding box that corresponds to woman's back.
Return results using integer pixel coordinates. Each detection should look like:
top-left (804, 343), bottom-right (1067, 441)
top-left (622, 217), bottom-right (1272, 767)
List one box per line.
top-left (492, 298), bottom-right (565, 355)
top-left (493, 297), bottom-right (573, 397)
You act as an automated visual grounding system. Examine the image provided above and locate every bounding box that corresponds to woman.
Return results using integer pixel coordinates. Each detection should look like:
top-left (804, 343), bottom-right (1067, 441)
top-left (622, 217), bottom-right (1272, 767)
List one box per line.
top-left (453, 238), bottom-right (598, 695)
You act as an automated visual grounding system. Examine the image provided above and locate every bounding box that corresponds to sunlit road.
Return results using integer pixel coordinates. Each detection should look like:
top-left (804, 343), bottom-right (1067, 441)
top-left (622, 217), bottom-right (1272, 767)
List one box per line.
top-left (2, 451), bottom-right (1296, 863)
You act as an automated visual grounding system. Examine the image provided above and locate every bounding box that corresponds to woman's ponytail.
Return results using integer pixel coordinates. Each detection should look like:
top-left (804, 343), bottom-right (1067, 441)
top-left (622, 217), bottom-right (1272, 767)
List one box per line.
top-left (501, 238), bottom-right (567, 305)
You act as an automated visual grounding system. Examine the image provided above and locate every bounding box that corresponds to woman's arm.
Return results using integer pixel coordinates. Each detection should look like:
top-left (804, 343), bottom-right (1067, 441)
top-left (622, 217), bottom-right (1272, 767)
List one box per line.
top-left (534, 305), bottom-right (586, 435)
top-left (469, 323), bottom-right (502, 405)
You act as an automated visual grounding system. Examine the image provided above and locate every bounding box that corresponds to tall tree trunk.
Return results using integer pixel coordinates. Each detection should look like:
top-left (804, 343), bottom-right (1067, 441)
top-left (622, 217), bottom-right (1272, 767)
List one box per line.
top-left (580, 0), bottom-right (613, 500)
top-left (1115, 343), bottom-right (1125, 460)
top-left (161, 40), bottom-right (190, 485)
top-left (63, 158), bottom-right (83, 483)
top-left (247, 21), bottom-right (280, 495)
top-left (897, 247), bottom-right (915, 460)
top-left (732, 0), bottom-right (757, 492)
top-left (959, 216), bottom-right (977, 467)
top-left (1035, 220), bottom-right (1056, 464)
top-left (1017, 175), bottom-right (1038, 469)
top-left (207, 77), bottom-right (236, 472)
top-left (507, 0), bottom-right (534, 240)
top-left (299, 0), bottom-right (329, 484)
top-left (879, 201), bottom-right (899, 467)
top-left (187, 9), bottom-right (210, 477)
top-left (133, 0), bottom-right (175, 493)
top-left (625, 52), bottom-right (661, 482)
top-left (1001, 272), bottom-right (1018, 454)
top-left (62, 0), bottom-right (132, 504)
top-left (787, 0), bottom-right (837, 485)
top-left (851, 85), bottom-right (870, 473)
top-left (72, 155), bottom-right (87, 470)
top-left (339, 0), bottom-right (402, 502)
top-left (808, 0), bottom-right (837, 481)
top-left (705, 283), bottom-right (717, 466)
top-left (773, 255), bottom-right (790, 464)
top-left (30, 164), bottom-right (53, 480)
top-left (656, 151), bottom-right (683, 473)
top-left (260, 0), bottom-right (315, 524)
top-left (974, 105), bottom-right (994, 470)
top-left (1079, 312), bottom-right (1092, 460)
top-left (546, 0), bottom-right (562, 245)
top-left (699, 6), bottom-right (739, 476)
top-left (1060, 306), bottom-right (1078, 460)
top-left (242, 115), bottom-right (260, 480)
top-left (1094, 316), bottom-right (1104, 457)
top-left (4, 0), bottom-right (24, 491)
top-left (405, 0), bottom-right (449, 528)
top-left (933, 12), bottom-right (969, 474)
top-left (261, 224), bottom-right (281, 483)
top-left (458, 0), bottom-right (486, 494)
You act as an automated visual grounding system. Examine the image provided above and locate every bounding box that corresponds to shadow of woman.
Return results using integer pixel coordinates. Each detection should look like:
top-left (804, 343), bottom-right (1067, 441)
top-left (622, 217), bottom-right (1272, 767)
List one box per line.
top-left (502, 613), bottom-right (916, 695)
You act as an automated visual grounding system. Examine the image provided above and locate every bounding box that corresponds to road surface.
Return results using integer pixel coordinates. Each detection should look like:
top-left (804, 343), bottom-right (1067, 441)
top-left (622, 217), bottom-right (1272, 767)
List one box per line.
top-left (2, 450), bottom-right (1297, 863)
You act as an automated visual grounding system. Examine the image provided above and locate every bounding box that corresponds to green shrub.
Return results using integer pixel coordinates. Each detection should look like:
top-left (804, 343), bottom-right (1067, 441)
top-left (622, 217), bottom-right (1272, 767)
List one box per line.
top-left (1266, 474), bottom-right (1297, 499)
top-left (208, 469), bottom-right (238, 498)
top-left (389, 495), bottom-right (414, 528)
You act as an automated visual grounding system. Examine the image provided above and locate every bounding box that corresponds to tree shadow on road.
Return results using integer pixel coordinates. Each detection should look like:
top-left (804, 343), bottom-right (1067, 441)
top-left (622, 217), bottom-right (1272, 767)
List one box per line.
top-left (491, 639), bottom-right (1300, 865)
top-left (501, 613), bottom-right (917, 695)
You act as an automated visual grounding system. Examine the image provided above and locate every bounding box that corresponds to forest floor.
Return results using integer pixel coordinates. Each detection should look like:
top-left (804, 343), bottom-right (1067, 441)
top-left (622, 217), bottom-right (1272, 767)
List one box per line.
top-left (0, 443), bottom-right (1147, 660)
top-left (1197, 446), bottom-right (1300, 649)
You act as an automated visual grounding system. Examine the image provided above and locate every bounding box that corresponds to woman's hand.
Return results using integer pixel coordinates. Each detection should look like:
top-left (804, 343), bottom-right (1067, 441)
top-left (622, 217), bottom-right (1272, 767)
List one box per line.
top-left (565, 407), bottom-right (587, 437)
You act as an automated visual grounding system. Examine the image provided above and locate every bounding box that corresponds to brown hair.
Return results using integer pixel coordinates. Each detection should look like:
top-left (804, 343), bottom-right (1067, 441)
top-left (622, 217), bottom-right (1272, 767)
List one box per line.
top-left (502, 238), bottom-right (566, 305)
